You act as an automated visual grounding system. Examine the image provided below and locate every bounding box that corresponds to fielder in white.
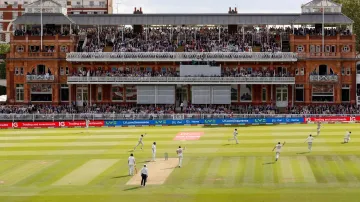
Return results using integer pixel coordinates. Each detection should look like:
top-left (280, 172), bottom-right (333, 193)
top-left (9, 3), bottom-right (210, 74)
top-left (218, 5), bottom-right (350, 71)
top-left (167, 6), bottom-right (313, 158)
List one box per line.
top-left (152, 142), bottom-right (156, 161)
top-left (128, 153), bottom-right (136, 176)
top-left (176, 146), bottom-right (186, 168)
top-left (304, 134), bottom-right (314, 152)
top-left (344, 131), bottom-right (351, 143)
top-left (134, 134), bottom-right (146, 151)
top-left (272, 142), bottom-right (285, 162)
top-left (228, 129), bottom-right (239, 144)
top-left (85, 119), bottom-right (90, 129)
top-left (317, 122), bottom-right (321, 136)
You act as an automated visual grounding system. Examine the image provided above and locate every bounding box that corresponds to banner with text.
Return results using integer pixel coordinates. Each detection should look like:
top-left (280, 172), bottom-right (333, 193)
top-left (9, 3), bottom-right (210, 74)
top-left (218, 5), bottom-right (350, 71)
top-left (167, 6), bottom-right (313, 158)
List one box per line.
top-left (0, 121), bottom-right (105, 129)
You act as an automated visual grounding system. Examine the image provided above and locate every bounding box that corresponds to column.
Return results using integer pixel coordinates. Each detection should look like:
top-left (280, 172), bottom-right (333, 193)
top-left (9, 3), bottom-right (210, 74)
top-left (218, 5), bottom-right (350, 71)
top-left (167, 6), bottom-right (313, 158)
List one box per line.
top-left (53, 84), bottom-right (59, 104)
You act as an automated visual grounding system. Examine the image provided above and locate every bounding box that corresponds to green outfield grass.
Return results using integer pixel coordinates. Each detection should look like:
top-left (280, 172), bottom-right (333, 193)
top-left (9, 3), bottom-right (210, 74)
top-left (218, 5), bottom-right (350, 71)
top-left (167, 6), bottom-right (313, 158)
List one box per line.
top-left (1, 124), bottom-right (360, 202)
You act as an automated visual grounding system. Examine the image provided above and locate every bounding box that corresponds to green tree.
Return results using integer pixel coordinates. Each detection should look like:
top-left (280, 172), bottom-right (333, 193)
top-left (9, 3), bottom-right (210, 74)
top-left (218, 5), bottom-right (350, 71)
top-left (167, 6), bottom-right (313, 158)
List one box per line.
top-left (333, 0), bottom-right (360, 51)
top-left (0, 44), bottom-right (10, 54)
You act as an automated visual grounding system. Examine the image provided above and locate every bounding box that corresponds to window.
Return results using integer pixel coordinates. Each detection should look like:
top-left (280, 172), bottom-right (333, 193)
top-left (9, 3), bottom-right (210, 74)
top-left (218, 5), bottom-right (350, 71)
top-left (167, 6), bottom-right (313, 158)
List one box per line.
top-left (346, 67), bottom-right (351, 75)
top-left (60, 46), bottom-right (68, 52)
top-left (13, 1), bottom-right (18, 7)
top-left (60, 84), bottom-right (69, 102)
top-left (240, 84), bottom-right (252, 102)
top-left (231, 85), bottom-right (238, 102)
top-left (31, 84), bottom-right (52, 102)
top-left (16, 84), bottom-right (24, 102)
top-left (341, 67), bottom-right (345, 76)
top-left (312, 85), bottom-right (334, 102)
top-left (297, 45), bottom-right (304, 52)
top-left (99, 1), bottom-right (106, 6)
top-left (16, 46), bottom-right (24, 52)
top-left (20, 67), bottom-right (23, 75)
top-left (97, 86), bottom-right (102, 101)
top-left (65, 67), bottom-right (69, 75)
top-left (342, 84), bottom-right (350, 102)
top-left (76, 1), bottom-right (81, 5)
top-left (310, 45), bottom-right (315, 53)
top-left (325, 45), bottom-right (330, 52)
top-left (15, 67), bottom-right (19, 75)
top-left (316, 45), bottom-right (321, 53)
top-left (342, 45), bottom-right (350, 52)
top-left (295, 67), bottom-right (304, 76)
top-left (60, 67), bottom-right (64, 75)
top-left (295, 84), bottom-right (304, 102)
top-left (112, 84), bottom-right (124, 102)
top-left (262, 87), bottom-right (267, 102)
top-left (12, 12), bottom-right (18, 19)
top-left (0, 12), bottom-right (3, 20)
top-left (89, 1), bottom-right (94, 6)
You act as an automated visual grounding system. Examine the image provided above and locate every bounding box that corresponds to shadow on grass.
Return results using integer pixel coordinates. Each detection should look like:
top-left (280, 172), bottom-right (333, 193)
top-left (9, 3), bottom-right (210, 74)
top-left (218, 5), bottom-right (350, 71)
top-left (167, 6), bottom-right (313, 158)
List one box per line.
top-left (263, 162), bottom-right (275, 165)
top-left (123, 186), bottom-right (142, 191)
top-left (223, 144), bottom-right (231, 146)
top-left (297, 152), bottom-right (310, 154)
top-left (112, 175), bottom-right (130, 179)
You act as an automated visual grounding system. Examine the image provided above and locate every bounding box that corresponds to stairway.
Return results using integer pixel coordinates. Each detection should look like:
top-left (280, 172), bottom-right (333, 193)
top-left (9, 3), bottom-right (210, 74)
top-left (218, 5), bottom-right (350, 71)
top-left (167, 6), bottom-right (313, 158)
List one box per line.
top-left (104, 46), bottom-right (113, 52)
top-left (176, 46), bottom-right (185, 52)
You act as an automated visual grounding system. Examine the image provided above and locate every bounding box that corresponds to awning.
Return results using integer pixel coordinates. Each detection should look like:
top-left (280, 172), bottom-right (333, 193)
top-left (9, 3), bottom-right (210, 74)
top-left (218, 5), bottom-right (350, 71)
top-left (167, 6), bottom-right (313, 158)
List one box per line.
top-left (13, 13), bottom-right (75, 25)
top-left (293, 13), bottom-right (353, 24)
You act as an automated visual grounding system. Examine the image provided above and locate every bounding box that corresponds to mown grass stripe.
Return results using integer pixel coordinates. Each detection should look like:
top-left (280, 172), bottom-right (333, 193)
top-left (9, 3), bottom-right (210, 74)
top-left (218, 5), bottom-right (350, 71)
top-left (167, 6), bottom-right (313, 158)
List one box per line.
top-left (203, 157), bottom-right (223, 185)
top-left (254, 157), bottom-right (263, 184)
top-left (333, 156), bottom-right (358, 183)
top-left (87, 160), bottom-right (130, 187)
top-left (279, 157), bottom-right (295, 184)
top-left (183, 157), bottom-right (208, 185)
top-left (316, 156), bottom-right (338, 183)
top-left (297, 156), bottom-right (317, 184)
top-left (234, 157), bottom-right (246, 185)
top-left (262, 156), bottom-right (274, 186)
top-left (0, 160), bottom-right (56, 186)
top-left (225, 157), bottom-right (241, 186)
top-left (0, 160), bottom-right (26, 175)
top-left (290, 157), bottom-right (304, 183)
top-left (213, 157), bottom-right (232, 186)
top-left (193, 157), bottom-right (212, 185)
top-left (52, 159), bottom-right (119, 186)
top-left (243, 157), bottom-right (256, 184)
top-left (323, 156), bottom-right (347, 183)
top-left (347, 155), bottom-right (360, 181)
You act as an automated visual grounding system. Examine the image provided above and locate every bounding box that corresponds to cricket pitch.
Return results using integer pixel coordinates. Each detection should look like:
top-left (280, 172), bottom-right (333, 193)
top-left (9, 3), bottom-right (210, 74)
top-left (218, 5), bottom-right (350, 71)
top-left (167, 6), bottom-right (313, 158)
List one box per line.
top-left (126, 158), bottom-right (178, 185)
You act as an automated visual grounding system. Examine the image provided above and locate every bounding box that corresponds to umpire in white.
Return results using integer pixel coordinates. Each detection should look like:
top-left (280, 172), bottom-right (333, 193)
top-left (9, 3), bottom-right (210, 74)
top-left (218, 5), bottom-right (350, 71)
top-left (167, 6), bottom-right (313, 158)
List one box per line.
top-left (140, 164), bottom-right (148, 187)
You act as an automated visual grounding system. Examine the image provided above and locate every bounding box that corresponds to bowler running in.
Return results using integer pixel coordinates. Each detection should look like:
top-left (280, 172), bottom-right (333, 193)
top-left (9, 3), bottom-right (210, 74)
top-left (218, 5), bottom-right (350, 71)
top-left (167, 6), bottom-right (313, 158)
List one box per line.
top-left (272, 142), bottom-right (285, 162)
top-left (344, 131), bottom-right (351, 143)
top-left (134, 134), bottom-right (146, 151)
top-left (304, 134), bottom-right (314, 152)
top-left (176, 146), bottom-right (186, 168)
top-left (228, 129), bottom-right (239, 144)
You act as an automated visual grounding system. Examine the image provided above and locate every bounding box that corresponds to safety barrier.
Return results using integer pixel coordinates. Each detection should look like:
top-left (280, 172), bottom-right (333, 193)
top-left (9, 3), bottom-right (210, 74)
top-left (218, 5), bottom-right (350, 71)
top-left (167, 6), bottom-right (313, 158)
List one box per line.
top-left (0, 116), bottom-right (359, 129)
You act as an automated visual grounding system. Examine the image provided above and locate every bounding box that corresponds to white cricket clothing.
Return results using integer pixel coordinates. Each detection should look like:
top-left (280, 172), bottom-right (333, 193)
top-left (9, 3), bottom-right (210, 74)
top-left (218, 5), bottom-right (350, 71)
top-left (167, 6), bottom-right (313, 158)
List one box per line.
top-left (345, 132), bottom-right (351, 138)
top-left (139, 136), bottom-right (143, 142)
top-left (275, 144), bottom-right (282, 152)
top-left (233, 131), bottom-right (238, 137)
top-left (177, 148), bottom-right (184, 157)
top-left (128, 156), bottom-right (135, 165)
top-left (152, 144), bottom-right (156, 153)
top-left (141, 167), bottom-right (148, 175)
top-left (306, 136), bottom-right (314, 143)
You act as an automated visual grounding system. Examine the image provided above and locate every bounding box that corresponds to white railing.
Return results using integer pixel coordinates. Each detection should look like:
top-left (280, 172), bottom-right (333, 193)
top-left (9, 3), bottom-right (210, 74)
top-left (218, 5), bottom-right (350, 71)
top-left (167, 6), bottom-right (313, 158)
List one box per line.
top-left (66, 52), bottom-right (298, 62)
top-left (26, 75), bottom-right (55, 81)
top-left (309, 75), bottom-right (339, 82)
top-left (0, 113), bottom-right (357, 122)
top-left (67, 76), bottom-right (296, 84)
top-left (72, 5), bottom-right (107, 8)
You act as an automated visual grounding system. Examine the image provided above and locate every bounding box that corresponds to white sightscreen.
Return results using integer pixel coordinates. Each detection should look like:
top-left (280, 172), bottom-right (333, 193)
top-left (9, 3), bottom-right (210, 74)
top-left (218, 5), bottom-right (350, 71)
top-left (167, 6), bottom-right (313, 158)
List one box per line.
top-left (191, 85), bottom-right (231, 104)
top-left (137, 85), bottom-right (175, 104)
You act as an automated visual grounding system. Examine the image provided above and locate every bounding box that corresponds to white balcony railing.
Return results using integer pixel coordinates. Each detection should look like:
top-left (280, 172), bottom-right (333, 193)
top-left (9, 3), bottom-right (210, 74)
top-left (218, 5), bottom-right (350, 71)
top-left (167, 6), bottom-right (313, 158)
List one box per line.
top-left (67, 76), bottom-right (296, 85)
top-left (309, 75), bottom-right (339, 83)
top-left (26, 75), bottom-right (55, 81)
top-left (66, 52), bottom-right (298, 62)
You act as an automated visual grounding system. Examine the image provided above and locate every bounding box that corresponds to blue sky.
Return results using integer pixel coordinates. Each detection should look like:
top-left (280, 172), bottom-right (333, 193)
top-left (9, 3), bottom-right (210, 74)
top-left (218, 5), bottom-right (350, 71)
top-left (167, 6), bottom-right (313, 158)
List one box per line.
top-left (114, 0), bottom-right (313, 14)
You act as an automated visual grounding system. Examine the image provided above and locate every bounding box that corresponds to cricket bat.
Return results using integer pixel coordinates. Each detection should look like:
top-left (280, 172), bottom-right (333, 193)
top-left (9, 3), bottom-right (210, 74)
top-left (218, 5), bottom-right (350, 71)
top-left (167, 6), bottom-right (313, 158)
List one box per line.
top-left (283, 141), bottom-right (286, 146)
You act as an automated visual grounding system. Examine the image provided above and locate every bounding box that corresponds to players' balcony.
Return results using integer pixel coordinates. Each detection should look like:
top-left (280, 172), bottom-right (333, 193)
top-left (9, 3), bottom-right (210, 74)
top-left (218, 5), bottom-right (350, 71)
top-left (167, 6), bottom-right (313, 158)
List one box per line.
top-left (67, 76), bottom-right (296, 85)
top-left (66, 52), bottom-right (298, 62)
top-left (309, 75), bottom-right (339, 83)
top-left (26, 75), bottom-right (55, 82)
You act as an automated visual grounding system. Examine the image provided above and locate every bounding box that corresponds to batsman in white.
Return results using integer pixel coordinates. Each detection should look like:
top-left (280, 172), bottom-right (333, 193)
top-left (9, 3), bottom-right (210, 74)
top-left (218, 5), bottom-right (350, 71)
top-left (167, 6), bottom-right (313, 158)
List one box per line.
top-left (317, 122), bottom-right (321, 136)
top-left (134, 133), bottom-right (146, 151)
top-left (344, 131), bottom-right (351, 143)
top-left (128, 153), bottom-right (136, 176)
top-left (304, 134), bottom-right (314, 152)
top-left (152, 142), bottom-right (156, 161)
top-left (272, 141), bottom-right (285, 162)
top-left (228, 129), bottom-right (239, 144)
top-left (176, 146), bottom-right (186, 168)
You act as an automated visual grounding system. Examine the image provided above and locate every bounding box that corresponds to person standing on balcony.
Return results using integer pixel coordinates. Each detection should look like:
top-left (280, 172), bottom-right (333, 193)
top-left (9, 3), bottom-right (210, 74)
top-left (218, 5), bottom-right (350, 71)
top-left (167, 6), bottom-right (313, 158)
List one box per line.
top-left (180, 102), bottom-right (184, 113)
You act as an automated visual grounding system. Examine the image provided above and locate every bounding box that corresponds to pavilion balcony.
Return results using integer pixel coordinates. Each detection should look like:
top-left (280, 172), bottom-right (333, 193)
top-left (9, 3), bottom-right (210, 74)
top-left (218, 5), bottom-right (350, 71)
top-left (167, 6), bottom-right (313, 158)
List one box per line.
top-left (26, 75), bottom-right (55, 82)
top-left (309, 75), bottom-right (338, 83)
top-left (66, 52), bottom-right (298, 62)
top-left (67, 76), bottom-right (295, 85)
